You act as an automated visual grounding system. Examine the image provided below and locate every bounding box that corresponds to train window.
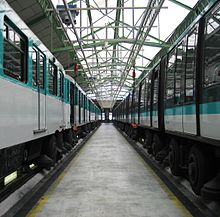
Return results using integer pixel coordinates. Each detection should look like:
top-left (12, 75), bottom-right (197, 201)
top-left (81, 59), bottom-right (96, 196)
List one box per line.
top-left (133, 86), bottom-right (139, 115)
top-left (165, 49), bottom-right (175, 108)
top-left (66, 80), bottom-right (70, 102)
top-left (74, 86), bottom-right (78, 104)
top-left (184, 27), bottom-right (198, 103)
top-left (32, 48), bottom-right (37, 86)
top-left (32, 47), bottom-right (45, 89)
top-left (48, 61), bottom-right (57, 96)
top-left (58, 71), bottom-right (64, 98)
top-left (39, 54), bottom-right (45, 89)
top-left (175, 42), bottom-right (185, 105)
top-left (3, 19), bottom-right (27, 82)
top-left (146, 76), bottom-right (152, 111)
top-left (202, 8), bottom-right (220, 102)
top-left (153, 69), bottom-right (159, 111)
top-left (140, 80), bottom-right (145, 113)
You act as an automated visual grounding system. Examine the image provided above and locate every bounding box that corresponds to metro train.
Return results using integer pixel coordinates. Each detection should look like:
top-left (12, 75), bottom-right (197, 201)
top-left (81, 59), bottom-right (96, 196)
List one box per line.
top-left (0, 0), bottom-right (101, 187)
top-left (113, 1), bottom-right (220, 199)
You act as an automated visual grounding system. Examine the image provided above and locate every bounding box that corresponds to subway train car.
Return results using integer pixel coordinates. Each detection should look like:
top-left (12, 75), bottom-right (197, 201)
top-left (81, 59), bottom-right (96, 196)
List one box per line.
top-left (0, 0), bottom-right (100, 188)
top-left (113, 1), bottom-right (220, 199)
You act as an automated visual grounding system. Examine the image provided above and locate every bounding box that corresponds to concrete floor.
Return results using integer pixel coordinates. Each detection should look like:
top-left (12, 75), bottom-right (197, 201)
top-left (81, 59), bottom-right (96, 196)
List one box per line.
top-left (28, 124), bottom-right (191, 217)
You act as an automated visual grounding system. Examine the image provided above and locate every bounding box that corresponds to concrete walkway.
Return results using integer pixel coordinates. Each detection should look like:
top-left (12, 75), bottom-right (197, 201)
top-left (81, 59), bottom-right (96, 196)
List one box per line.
top-left (28, 123), bottom-right (191, 217)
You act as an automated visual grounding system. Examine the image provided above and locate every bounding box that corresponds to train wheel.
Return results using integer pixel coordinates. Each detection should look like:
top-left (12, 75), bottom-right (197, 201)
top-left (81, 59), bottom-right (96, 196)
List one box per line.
top-left (188, 146), bottom-right (208, 195)
top-left (152, 134), bottom-right (163, 157)
top-left (43, 135), bottom-right (57, 164)
top-left (169, 139), bottom-right (182, 176)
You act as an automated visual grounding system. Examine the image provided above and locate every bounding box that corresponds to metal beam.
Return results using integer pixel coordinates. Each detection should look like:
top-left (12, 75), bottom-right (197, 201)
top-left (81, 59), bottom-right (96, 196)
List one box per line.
top-left (27, 14), bottom-right (46, 26)
top-left (85, 0), bottom-right (99, 64)
top-left (53, 6), bottom-right (166, 11)
top-left (52, 39), bottom-right (168, 52)
top-left (168, 0), bottom-right (192, 11)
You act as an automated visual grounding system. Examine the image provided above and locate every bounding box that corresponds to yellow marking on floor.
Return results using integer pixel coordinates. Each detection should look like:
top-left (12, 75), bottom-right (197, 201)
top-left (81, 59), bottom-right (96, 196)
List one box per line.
top-left (27, 195), bottom-right (49, 217)
top-left (27, 142), bottom-right (88, 217)
top-left (131, 144), bottom-right (192, 217)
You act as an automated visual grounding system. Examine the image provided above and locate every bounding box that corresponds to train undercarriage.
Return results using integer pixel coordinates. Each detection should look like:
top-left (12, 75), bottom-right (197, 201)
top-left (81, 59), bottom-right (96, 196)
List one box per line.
top-left (114, 120), bottom-right (220, 200)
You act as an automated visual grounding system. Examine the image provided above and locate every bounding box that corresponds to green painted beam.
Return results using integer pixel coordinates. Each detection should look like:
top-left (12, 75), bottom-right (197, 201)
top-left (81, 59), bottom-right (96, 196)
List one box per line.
top-left (118, 44), bottom-right (152, 61)
top-left (52, 39), bottom-right (168, 52)
top-left (85, 0), bottom-right (99, 64)
top-left (168, 0), bottom-right (192, 11)
top-left (27, 14), bottom-right (46, 26)
top-left (112, 0), bottom-right (122, 66)
top-left (80, 21), bottom-right (115, 40)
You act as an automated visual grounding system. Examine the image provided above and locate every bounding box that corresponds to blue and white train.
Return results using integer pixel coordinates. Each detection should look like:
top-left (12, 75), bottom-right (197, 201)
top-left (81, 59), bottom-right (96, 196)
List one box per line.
top-left (114, 0), bottom-right (220, 199)
top-left (0, 0), bottom-right (101, 186)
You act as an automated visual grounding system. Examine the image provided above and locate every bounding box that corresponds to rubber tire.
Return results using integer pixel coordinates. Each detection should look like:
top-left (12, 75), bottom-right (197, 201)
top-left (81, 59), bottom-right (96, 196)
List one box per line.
top-left (131, 128), bottom-right (137, 140)
top-left (64, 130), bottom-right (73, 145)
top-left (152, 134), bottom-right (163, 157)
top-left (43, 135), bottom-right (57, 164)
top-left (56, 132), bottom-right (67, 154)
top-left (143, 130), bottom-right (152, 150)
top-left (188, 146), bottom-right (209, 195)
top-left (169, 139), bottom-right (182, 176)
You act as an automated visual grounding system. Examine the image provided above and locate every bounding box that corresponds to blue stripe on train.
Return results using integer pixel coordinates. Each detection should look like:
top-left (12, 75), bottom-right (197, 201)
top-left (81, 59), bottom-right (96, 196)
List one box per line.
top-left (139, 102), bottom-right (220, 117)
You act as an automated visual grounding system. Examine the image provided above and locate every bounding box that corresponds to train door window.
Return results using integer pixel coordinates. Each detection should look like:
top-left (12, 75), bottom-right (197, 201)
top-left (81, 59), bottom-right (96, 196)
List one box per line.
top-left (66, 80), bottom-right (70, 102)
top-left (153, 68), bottom-right (159, 111)
top-left (184, 27), bottom-right (198, 103)
top-left (203, 7), bottom-right (220, 103)
top-left (39, 54), bottom-right (45, 89)
top-left (74, 86), bottom-right (78, 104)
top-left (140, 80), bottom-right (146, 113)
top-left (3, 18), bottom-right (27, 82)
top-left (175, 42), bottom-right (185, 105)
top-left (165, 49), bottom-right (176, 108)
top-left (32, 48), bottom-right (37, 86)
top-left (58, 71), bottom-right (64, 98)
top-left (133, 87), bottom-right (139, 114)
top-left (48, 61), bottom-right (57, 96)
top-left (146, 76), bottom-right (152, 111)
top-left (32, 47), bottom-right (45, 89)
top-left (126, 94), bottom-right (130, 119)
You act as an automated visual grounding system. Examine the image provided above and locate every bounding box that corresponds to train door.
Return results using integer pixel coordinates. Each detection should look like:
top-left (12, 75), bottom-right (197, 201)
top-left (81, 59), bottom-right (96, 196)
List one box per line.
top-left (182, 27), bottom-right (198, 135)
top-left (164, 47), bottom-right (183, 132)
top-left (33, 47), bottom-right (46, 133)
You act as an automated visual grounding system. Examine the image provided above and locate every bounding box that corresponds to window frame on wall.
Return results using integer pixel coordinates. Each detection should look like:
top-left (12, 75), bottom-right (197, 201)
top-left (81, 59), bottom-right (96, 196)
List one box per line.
top-left (3, 17), bottom-right (27, 83)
